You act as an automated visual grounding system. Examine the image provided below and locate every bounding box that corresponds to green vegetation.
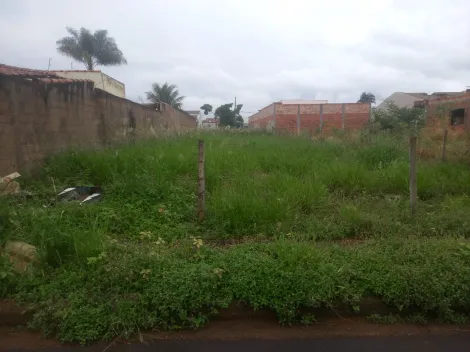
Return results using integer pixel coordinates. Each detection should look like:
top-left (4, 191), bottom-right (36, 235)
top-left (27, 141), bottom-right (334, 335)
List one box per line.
top-left (146, 82), bottom-right (185, 109)
top-left (200, 102), bottom-right (244, 127)
top-left (56, 27), bottom-right (127, 70)
top-left (358, 92), bottom-right (376, 104)
top-left (2, 131), bottom-right (470, 343)
top-left (373, 102), bottom-right (425, 132)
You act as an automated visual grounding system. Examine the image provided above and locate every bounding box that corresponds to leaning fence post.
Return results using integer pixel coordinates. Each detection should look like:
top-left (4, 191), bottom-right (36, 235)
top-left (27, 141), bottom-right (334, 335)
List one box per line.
top-left (197, 140), bottom-right (206, 221)
top-left (409, 136), bottom-right (417, 216)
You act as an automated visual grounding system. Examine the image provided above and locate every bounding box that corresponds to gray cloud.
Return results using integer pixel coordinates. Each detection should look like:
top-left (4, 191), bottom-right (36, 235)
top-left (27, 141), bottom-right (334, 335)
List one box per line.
top-left (2, 0), bottom-right (470, 117)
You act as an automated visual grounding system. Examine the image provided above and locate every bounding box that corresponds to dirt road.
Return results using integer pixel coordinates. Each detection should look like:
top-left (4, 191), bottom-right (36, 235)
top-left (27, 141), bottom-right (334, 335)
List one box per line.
top-left (3, 317), bottom-right (470, 351)
top-left (3, 336), bottom-right (470, 352)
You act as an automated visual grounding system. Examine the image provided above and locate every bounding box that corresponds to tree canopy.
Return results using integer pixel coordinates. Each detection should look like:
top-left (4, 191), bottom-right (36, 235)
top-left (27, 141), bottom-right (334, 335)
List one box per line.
top-left (200, 104), bottom-right (213, 115)
top-left (214, 103), bottom-right (244, 127)
top-left (358, 92), bottom-right (376, 104)
top-left (146, 82), bottom-right (185, 109)
top-left (56, 27), bottom-right (127, 70)
top-left (373, 102), bottom-right (425, 131)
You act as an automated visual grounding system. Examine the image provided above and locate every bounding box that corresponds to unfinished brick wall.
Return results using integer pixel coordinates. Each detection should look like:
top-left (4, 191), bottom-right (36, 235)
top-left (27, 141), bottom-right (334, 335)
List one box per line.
top-left (0, 77), bottom-right (196, 175)
top-left (248, 102), bottom-right (371, 133)
top-left (424, 94), bottom-right (470, 132)
top-left (249, 103), bottom-right (275, 130)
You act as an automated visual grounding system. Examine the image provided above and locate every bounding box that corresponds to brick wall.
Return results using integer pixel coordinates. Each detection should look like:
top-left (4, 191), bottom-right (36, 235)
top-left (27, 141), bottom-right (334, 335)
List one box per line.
top-left (248, 102), bottom-right (371, 133)
top-left (0, 77), bottom-right (196, 175)
top-left (424, 94), bottom-right (470, 132)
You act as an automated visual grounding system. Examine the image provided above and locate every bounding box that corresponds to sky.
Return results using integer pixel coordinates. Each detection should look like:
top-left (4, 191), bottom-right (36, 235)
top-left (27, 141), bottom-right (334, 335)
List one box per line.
top-left (2, 0), bottom-right (470, 118)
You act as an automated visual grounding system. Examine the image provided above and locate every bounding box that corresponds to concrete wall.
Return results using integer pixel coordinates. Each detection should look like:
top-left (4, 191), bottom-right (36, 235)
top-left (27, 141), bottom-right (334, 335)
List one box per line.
top-left (248, 102), bottom-right (371, 133)
top-left (0, 76), bottom-right (196, 175)
top-left (52, 71), bottom-right (126, 98)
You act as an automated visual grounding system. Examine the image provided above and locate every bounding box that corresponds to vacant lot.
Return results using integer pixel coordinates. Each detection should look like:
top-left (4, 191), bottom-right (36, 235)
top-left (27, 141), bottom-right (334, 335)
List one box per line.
top-left (1, 131), bottom-right (470, 344)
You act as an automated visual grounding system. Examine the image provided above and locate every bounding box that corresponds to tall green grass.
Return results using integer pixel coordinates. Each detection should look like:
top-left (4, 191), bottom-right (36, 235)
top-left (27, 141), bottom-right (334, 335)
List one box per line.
top-left (2, 131), bottom-right (470, 265)
top-left (3, 131), bottom-right (470, 343)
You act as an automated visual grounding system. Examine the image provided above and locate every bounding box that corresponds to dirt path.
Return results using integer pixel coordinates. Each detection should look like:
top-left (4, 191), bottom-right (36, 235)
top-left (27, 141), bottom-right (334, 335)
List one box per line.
top-left (2, 316), bottom-right (470, 351)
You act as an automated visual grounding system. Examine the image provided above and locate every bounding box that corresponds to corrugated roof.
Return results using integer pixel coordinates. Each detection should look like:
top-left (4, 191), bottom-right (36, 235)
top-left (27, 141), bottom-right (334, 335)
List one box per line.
top-left (0, 63), bottom-right (93, 83)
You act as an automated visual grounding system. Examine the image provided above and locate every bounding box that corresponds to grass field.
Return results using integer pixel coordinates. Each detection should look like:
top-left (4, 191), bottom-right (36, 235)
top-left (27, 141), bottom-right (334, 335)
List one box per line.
top-left (1, 130), bottom-right (470, 343)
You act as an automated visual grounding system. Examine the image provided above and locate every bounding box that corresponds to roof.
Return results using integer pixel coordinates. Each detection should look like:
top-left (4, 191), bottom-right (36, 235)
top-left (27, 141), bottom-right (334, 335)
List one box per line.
top-left (403, 92), bottom-right (464, 100)
top-left (0, 63), bottom-right (93, 84)
top-left (378, 91), bottom-right (466, 110)
top-left (52, 70), bottom-right (101, 72)
top-left (403, 93), bottom-right (429, 100)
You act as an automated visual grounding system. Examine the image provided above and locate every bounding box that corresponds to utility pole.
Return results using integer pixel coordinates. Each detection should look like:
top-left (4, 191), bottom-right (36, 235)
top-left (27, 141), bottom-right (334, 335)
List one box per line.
top-left (234, 96), bottom-right (237, 110)
top-left (47, 58), bottom-right (52, 71)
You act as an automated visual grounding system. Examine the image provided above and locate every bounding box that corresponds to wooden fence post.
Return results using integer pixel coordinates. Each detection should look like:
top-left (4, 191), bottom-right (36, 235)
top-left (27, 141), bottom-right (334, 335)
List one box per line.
top-left (197, 140), bottom-right (206, 222)
top-left (409, 136), bottom-right (417, 216)
top-left (319, 104), bottom-right (324, 132)
top-left (341, 104), bottom-right (345, 130)
top-left (442, 129), bottom-right (448, 162)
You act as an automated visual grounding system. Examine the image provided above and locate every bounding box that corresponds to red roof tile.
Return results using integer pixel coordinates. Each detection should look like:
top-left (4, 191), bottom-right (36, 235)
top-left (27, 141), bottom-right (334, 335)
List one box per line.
top-left (52, 70), bottom-right (101, 72)
top-left (0, 64), bottom-right (93, 84)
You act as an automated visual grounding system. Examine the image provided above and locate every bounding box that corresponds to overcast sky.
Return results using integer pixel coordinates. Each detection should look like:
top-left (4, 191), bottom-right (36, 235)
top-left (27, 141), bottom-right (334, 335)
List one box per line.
top-left (2, 0), bottom-right (470, 117)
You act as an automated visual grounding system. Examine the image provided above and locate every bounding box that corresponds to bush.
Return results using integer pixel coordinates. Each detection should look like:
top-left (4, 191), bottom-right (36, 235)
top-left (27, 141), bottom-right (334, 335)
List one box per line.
top-left (10, 238), bottom-right (470, 343)
top-left (373, 102), bottom-right (425, 132)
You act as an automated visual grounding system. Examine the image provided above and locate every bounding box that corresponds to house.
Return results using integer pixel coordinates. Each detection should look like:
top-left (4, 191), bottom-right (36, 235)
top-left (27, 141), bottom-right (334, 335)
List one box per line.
top-left (201, 118), bottom-right (219, 129)
top-left (377, 92), bottom-right (464, 110)
top-left (51, 70), bottom-right (125, 98)
top-left (418, 91), bottom-right (470, 130)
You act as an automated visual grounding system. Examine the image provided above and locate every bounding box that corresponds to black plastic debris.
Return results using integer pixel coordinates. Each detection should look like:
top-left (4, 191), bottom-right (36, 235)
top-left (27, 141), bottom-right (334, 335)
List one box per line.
top-left (57, 186), bottom-right (103, 205)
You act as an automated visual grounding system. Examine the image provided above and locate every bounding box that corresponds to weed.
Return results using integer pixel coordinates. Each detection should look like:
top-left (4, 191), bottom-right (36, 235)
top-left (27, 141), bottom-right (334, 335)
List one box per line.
top-left (2, 131), bottom-right (470, 343)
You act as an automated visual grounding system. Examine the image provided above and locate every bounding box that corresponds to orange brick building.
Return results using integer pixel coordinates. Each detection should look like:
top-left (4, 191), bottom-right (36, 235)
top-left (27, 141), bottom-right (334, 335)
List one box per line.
top-left (416, 92), bottom-right (470, 131)
top-left (248, 100), bottom-right (371, 133)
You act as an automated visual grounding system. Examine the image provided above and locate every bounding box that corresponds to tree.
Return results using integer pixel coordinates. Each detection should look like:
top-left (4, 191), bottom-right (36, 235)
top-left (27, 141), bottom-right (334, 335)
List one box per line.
top-left (214, 103), bottom-right (244, 127)
top-left (56, 27), bottom-right (127, 70)
top-left (200, 104), bottom-right (213, 115)
top-left (373, 102), bottom-right (425, 132)
top-left (358, 92), bottom-right (376, 104)
top-left (146, 82), bottom-right (185, 109)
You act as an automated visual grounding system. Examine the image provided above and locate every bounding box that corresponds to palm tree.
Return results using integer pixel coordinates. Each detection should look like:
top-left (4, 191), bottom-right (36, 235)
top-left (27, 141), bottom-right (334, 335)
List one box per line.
top-left (146, 82), bottom-right (185, 109)
top-left (358, 92), bottom-right (376, 104)
top-left (56, 27), bottom-right (127, 70)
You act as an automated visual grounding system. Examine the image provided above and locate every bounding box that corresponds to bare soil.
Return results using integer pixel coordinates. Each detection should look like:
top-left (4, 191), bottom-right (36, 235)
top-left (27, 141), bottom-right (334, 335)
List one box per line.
top-left (2, 309), bottom-right (470, 350)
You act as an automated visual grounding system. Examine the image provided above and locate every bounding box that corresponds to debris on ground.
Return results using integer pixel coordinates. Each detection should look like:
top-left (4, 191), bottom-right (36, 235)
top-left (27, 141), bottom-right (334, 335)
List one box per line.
top-left (57, 186), bottom-right (103, 205)
top-left (2, 241), bottom-right (37, 274)
top-left (0, 172), bottom-right (21, 197)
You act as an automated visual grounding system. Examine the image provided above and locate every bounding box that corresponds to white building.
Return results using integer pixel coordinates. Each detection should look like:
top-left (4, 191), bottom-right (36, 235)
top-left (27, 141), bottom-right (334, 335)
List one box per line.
top-left (201, 118), bottom-right (219, 129)
top-left (51, 70), bottom-right (125, 98)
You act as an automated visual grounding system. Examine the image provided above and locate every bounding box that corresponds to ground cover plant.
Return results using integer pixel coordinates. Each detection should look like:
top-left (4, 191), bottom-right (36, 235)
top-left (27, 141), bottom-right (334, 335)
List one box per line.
top-left (1, 129), bottom-right (470, 343)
